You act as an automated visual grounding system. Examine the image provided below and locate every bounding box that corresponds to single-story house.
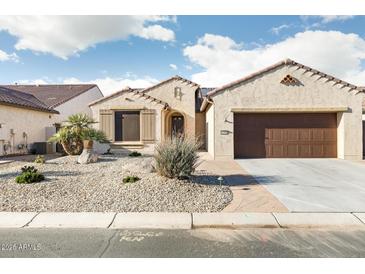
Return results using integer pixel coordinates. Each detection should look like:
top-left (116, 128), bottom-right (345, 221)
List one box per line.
top-left (0, 86), bottom-right (58, 155)
top-left (90, 58), bottom-right (364, 160)
top-left (0, 84), bottom-right (103, 155)
top-left (5, 84), bottom-right (103, 124)
top-left (89, 76), bottom-right (205, 150)
top-left (201, 59), bottom-right (364, 160)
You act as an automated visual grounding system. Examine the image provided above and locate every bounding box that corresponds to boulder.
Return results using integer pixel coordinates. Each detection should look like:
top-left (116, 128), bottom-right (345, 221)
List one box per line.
top-left (77, 149), bottom-right (99, 164)
top-left (93, 141), bottom-right (111, 155)
top-left (123, 157), bottom-right (155, 173)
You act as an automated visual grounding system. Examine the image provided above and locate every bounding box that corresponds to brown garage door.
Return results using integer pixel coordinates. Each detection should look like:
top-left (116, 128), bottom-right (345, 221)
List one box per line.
top-left (234, 113), bottom-right (337, 158)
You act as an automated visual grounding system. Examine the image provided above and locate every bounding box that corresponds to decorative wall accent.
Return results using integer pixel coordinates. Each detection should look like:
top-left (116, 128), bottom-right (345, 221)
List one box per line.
top-left (280, 74), bottom-right (299, 85)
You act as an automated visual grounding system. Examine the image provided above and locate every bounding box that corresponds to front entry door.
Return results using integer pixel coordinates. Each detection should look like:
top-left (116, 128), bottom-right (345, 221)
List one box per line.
top-left (171, 115), bottom-right (184, 138)
top-left (115, 111), bottom-right (140, 141)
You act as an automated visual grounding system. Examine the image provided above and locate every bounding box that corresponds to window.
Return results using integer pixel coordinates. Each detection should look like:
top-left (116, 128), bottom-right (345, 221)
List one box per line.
top-left (174, 87), bottom-right (182, 100)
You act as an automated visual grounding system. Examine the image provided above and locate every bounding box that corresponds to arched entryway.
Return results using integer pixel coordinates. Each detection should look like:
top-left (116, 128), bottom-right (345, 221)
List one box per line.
top-left (171, 114), bottom-right (184, 138)
top-left (164, 110), bottom-right (186, 140)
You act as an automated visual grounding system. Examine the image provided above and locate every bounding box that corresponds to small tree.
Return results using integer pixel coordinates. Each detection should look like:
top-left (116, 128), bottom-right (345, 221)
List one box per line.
top-left (154, 137), bottom-right (200, 179)
top-left (48, 113), bottom-right (107, 155)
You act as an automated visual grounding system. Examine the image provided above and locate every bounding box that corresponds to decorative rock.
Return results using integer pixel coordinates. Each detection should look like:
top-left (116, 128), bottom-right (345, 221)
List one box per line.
top-left (0, 154), bottom-right (233, 212)
top-left (93, 141), bottom-right (111, 155)
top-left (123, 157), bottom-right (155, 173)
top-left (77, 149), bottom-right (99, 164)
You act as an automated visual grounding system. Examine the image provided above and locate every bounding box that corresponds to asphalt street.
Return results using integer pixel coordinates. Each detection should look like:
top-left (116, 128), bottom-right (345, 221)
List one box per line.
top-left (0, 228), bottom-right (365, 257)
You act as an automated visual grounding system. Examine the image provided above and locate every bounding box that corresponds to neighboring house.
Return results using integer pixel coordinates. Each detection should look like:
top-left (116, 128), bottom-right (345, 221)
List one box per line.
top-left (201, 59), bottom-right (364, 160)
top-left (90, 58), bottom-right (364, 160)
top-left (0, 86), bottom-right (59, 155)
top-left (0, 84), bottom-right (103, 155)
top-left (5, 84), bottom-right (103, 124)
top-left (89, 76), bottom-right (206, 150)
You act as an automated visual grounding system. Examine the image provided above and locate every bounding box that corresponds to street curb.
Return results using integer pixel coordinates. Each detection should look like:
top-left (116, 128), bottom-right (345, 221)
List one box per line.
top-left (110, 212), bottom-right (192, 229)
top-left (0, 212), bottom-right (38, 228)
top-left (0, 212), bottom-right (365, 229)
top-left (27, 212), bottom-right (116, 228)
top-left (192, 213), bottom-right (279, 228)
top-left (274, 213), bottom-right (364, 228)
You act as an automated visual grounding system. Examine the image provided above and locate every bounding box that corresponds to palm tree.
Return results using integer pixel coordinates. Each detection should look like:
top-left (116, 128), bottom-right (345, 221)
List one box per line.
top-left (49, 113), bottom-right (108, 155)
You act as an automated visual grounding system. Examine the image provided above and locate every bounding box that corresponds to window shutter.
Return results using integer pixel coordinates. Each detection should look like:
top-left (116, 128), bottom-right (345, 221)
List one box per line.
top-left (141, 109), bottom-right (156, 142)
top-left (99, 109), bottom-right (113, 141)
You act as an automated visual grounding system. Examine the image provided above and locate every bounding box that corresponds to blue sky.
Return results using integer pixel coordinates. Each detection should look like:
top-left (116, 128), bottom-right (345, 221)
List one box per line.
top-left (0, 15), bottom-right (364, 95)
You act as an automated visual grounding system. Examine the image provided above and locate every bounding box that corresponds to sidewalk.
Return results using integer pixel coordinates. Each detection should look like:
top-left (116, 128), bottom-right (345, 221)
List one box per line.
top-left (0, 212), bottom-right (364, 229)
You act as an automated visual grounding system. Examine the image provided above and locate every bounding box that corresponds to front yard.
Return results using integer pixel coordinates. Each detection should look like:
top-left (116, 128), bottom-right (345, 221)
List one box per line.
top-left (0, 154), bottom-right (232, 212)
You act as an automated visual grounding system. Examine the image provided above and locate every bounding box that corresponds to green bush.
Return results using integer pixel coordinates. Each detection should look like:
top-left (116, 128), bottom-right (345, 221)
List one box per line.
top-left (48, 113), bottom-right (108, 155)
top-left (122, 176), bottom-right (140, 184)
top-left (154, 137), bottom-right (200, 179)
top-left (34, 155), bottom-right (45, 164)
top-left (16, 165), bottom-right (45, 184)
top-left (128, 151), bottom-right (142, 157)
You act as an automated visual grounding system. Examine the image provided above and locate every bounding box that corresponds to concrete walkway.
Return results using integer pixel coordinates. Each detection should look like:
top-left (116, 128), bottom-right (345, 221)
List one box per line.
top-left (1, 212), bottom-right (365, 229)
top-left (236, 158), bottom-right (365, 212)
top-left (196, 153), bottom-right (288, 212)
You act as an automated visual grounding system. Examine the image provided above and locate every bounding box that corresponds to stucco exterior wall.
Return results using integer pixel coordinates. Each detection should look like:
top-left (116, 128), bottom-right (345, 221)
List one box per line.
top-left (195, 112), bottom-right (206, 148)
top-left (145, 79), bottom-right (199, 138)
top-left (210, 65), bottom-right (363, 160)
top-left (206, 104), bottom-right (215, 156)
top-left (0, 105), bottom-right (57, 155)
top-left (55, 86), bottom-right (103, 123)
top-left (90, 92), bottom-right (164, 142)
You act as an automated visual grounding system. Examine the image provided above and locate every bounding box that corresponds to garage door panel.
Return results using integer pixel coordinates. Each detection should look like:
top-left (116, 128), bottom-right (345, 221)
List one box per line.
top-left (234, 113), bottom-right (337, 158)
top-left (298, 129), bottom-right (311, 141)
top-left (286, 129), bottom-right (299, 141)
top-left (298, 144), bottom-right (311, 157)
top-left (287, 144), bottom-right (299, 157)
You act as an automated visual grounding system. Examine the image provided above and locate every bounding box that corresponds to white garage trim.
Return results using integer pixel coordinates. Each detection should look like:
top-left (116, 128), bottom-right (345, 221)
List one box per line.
top-left (231, 107), bottom-right (349, 113)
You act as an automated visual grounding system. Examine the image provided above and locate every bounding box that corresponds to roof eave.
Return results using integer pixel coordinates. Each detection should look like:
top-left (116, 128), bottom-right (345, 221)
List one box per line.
top-left (200, 97), bottom-right (213, 112)
top-left (0, 102), bottom-right (59, 114)
top-left (207, 58), bottom-right (364, 97)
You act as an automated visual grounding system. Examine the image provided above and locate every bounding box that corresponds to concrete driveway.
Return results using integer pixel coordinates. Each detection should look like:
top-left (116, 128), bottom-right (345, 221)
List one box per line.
top-left (236, 159), bottom-right (365, 212)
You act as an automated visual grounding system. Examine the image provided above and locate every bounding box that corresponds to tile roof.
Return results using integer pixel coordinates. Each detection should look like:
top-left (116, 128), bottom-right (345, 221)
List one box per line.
top-left (88, 87), bottom-right (169, 109)
top-left (0, 86), bottom-right (59, 113)
top-left (141, 75), bottom-right (199, 94)
top-left (200, 87), bottom-right (216, 96)
top-left (208, 58), bottom-right (365, 97)
top-left (3, 84), bottom-right (98, 108)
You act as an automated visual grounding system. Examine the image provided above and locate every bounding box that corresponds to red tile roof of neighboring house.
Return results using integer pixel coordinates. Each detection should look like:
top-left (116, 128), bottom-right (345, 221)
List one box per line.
top-left (208, 58), bottom-right (365, 97)
top-left (0, 86), bottom-right (59, 113)
top-left (88, 87), bottom-right (169, 109)
top-left (3, 84), bottom-right (99, 108)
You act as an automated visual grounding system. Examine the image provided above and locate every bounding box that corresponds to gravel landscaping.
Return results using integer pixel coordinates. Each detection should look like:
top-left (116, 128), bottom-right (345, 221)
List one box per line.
top-left (0, 154), bottom-right (232, 212)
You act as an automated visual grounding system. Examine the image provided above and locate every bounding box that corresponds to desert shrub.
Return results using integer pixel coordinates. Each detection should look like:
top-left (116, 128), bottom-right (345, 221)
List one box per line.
top-left (122, 176), bottom-right (140, 184)
top-left (128, 151), bottom-right (142, 157)
top-left (34, 155), bottom-right (45, 164)
top-left (16, 165), bottom-right (45, 184)
top-left (48, 113), bottom-right (108, 155)
top-left (154, 137), bottom-right (200, 179)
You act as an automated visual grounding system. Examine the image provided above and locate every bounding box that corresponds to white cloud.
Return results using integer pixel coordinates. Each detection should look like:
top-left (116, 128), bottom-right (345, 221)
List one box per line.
top-left (63, 76), bottom-right (159, 96)
top-left (270, 24), bottom-right (291, 35)
top-left (318, 15), bottom-right (354, 23)
top-left (169, 63), bottom-right (178, 70)
top-left (184, 65), bottom-right (192, 70)
top-left (0, 15), bottom-right (175, 59)
top-left (15, 75), bottom-right (159, 96)
top-left (139, 25), bottom-right (175, 41)
top-left (0, 49), bottom-right (19, 62)
top-left (183, 31), bottom-right (365, 87)
top-left (17, 78), bottom-right (49, 85)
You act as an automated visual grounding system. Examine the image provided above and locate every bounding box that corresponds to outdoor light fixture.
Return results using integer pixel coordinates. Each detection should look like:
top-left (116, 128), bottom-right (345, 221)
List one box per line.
top-left (217, 176), bottom-right (224, 187)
